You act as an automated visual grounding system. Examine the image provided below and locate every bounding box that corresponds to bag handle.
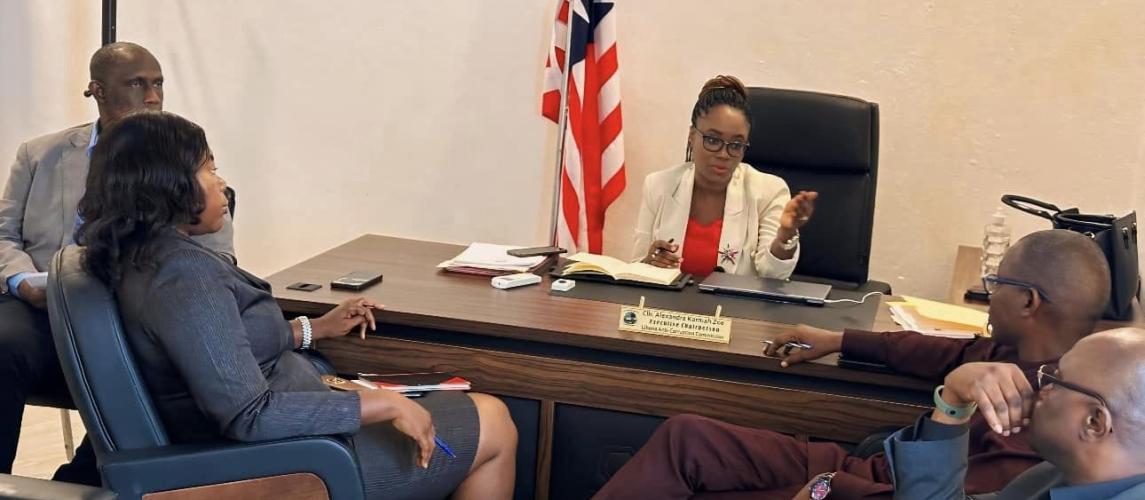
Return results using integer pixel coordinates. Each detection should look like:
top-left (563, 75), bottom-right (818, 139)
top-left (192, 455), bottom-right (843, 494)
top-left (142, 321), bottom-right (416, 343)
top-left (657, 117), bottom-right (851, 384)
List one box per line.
top-left (1054, 212), bottom-right (1114, 233)
top-left (1001, 195), bottom-right (1062, 222)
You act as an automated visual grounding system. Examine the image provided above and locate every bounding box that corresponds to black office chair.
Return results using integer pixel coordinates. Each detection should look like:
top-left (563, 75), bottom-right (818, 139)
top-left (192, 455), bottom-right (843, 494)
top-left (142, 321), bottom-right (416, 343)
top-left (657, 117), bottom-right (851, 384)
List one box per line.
top-left (742, 87), bottom-right (890, 294)
top-left (46, 245), bottom-right (363, 500)
top-left (28, 187), bottom-right (239, 462)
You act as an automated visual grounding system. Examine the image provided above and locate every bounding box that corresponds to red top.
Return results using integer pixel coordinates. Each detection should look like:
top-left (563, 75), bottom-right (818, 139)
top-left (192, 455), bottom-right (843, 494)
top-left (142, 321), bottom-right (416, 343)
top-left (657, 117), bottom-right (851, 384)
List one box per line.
top-left (680, 217), bottom-right (723, 278)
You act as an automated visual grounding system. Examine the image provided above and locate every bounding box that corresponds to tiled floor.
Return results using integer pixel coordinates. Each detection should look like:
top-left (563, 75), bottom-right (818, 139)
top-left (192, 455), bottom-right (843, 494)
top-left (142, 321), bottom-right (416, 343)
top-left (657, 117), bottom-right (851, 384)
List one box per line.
top-left (11, 405), bottom-right (86, 479)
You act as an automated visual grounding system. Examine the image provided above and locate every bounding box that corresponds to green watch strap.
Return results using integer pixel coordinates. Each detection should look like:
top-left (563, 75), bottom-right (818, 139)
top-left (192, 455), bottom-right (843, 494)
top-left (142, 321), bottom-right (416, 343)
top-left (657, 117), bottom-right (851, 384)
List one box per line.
top-left (934, 385), bottom-right (977, 419)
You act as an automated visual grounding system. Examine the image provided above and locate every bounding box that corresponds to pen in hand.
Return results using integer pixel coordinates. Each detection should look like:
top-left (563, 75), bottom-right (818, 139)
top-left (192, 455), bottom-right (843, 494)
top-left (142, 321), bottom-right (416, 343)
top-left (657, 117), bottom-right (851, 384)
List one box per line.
top-left (434, 435), bottom-right (456, 458)
top-left (761, 340), bottom-right (813, 356)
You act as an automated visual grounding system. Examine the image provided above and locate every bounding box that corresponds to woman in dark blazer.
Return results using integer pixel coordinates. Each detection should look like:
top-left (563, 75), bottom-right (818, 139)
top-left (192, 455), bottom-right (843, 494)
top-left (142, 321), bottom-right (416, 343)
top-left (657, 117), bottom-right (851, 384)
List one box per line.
top-left (76, 111), bottom-right (517, 500)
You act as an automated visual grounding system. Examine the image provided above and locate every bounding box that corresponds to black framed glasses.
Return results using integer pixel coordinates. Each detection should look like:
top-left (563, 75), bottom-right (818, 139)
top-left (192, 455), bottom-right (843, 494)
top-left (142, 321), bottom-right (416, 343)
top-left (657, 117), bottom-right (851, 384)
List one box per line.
top-left (1037, 364), bottom-right (1112, 413)
top-left (694, 128), bottom-right (749, 157)
top-left (981, 274), bottom-right (1053, 303)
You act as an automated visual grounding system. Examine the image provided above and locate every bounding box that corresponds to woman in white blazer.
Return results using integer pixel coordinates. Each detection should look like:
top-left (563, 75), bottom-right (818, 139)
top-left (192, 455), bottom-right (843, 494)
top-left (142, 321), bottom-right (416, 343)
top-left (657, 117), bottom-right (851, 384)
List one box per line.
top-left (633, 75), bottom-right (817, 279)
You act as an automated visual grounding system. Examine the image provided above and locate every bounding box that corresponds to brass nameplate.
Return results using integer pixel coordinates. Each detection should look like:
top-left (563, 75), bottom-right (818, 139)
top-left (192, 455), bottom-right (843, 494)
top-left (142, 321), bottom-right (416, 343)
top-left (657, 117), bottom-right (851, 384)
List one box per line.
top-left (618, 300), bottom-right (731, 344)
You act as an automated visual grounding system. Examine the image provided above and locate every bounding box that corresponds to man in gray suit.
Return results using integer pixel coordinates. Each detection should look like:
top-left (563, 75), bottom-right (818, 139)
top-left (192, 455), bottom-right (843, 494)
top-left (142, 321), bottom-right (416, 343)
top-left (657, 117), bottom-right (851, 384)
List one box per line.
top-left (874, 328), bottom-right (1145, 500)
top-left (0, 42), bottom-right (234, 483)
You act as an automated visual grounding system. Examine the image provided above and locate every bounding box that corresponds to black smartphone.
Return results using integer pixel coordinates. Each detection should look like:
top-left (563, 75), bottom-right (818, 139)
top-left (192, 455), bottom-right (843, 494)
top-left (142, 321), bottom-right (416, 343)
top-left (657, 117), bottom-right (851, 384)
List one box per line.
top-left (330, 271), bottom-right (384, 291)
top-left (286, 282), bottom-right (322, 292)
top-left (964, 286), bottom-right (991, 304)
top-left (507, 246), bottom-right (566, 258)
top-left (837, 357), bottom-right (895, 374)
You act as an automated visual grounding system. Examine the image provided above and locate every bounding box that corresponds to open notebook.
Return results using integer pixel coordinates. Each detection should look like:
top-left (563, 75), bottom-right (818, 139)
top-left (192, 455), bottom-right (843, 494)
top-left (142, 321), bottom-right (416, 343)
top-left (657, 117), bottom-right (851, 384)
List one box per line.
top-left (560, 253), bottom-right (681, 286)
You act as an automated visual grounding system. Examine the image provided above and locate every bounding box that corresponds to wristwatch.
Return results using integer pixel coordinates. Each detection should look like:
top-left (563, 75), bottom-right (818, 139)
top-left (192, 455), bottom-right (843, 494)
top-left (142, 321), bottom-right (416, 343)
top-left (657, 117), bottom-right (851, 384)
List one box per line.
top-left (810, 472), bottom-right (834, 500)
top-left (780, 231), bottom-right (800, 251)
top-left (934, 385), bottom-right (978, 419)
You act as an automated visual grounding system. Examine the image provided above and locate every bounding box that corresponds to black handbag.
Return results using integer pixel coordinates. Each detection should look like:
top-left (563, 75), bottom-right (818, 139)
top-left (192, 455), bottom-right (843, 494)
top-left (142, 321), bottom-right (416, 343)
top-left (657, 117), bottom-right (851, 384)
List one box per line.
top-left (1002, 195), bottom-right (1139, 320)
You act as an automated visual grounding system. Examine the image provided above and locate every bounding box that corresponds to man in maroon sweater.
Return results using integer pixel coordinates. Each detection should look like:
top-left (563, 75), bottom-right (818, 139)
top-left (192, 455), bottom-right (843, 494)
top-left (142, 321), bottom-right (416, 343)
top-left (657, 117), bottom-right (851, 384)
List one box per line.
top-left (594, 229), bottom-right (1112, 500)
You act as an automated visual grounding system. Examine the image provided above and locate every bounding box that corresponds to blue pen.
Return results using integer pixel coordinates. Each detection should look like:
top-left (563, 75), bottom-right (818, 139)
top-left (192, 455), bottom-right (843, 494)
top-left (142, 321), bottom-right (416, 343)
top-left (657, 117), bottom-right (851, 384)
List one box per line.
top-left (434, 436), bottom-right (456, 458)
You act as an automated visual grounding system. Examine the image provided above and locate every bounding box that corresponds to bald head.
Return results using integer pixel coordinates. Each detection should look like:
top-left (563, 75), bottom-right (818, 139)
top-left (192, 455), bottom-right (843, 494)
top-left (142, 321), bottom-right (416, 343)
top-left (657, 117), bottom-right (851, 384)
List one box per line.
top-left (1078, 328), bottom-right (1145, 450)
top-left (84, 42), bottom-right (164, 124)
top-left (1028, 328), bottom-right (1145, 478)
top-left (1003, 229), bottom-right (1110, 323)
top-left (89, 42), bottom-right (156, 83)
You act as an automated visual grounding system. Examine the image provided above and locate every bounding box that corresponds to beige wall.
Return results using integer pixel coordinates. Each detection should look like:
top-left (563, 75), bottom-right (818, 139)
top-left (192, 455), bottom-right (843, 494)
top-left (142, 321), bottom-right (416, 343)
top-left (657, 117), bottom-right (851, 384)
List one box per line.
top-left (608, 0), bottom-right (1145, 297)
top-left (0, 1), bottom-right (99, 152)
top-left (2, 1), bottom-right (1142, 298)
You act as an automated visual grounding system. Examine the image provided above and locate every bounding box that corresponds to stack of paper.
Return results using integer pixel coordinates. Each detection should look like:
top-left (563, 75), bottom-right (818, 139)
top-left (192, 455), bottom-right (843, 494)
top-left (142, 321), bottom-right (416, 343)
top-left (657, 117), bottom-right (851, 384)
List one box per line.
top-left (437, 243), bottom-right (547, 276)
top-left (887, 296), bottom-right (990, 339)
top-left (358, 372), bottom-right (472, 393)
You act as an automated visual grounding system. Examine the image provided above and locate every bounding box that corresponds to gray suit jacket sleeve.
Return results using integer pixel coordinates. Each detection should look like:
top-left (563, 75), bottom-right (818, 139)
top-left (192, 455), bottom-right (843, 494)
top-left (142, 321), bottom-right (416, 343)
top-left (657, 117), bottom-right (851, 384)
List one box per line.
top-left (0, 142), bottom-right (39, 291)
top-left (142, 248), bottom-right (360, 441)
top-left (886, 422), bottom-right (972, 500)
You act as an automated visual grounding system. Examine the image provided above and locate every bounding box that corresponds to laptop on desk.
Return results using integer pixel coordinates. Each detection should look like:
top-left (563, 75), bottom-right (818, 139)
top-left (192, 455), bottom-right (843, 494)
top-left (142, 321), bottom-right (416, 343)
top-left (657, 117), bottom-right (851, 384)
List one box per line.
top-left (697, 273), bottom-right (832, 306)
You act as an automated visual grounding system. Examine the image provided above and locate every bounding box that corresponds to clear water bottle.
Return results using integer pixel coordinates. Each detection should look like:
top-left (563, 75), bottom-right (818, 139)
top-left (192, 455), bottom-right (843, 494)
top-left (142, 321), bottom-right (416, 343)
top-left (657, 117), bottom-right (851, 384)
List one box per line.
top-left (981, 209), bottom-right (1011, 277)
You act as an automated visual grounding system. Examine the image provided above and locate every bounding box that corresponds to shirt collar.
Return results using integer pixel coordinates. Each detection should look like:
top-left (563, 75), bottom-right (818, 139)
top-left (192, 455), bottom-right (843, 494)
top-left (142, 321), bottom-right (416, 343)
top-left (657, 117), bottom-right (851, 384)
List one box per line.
top-left (86, 120), bottom-right (100, 157)
top-left (1051, 473), bottom-right (1145, 500)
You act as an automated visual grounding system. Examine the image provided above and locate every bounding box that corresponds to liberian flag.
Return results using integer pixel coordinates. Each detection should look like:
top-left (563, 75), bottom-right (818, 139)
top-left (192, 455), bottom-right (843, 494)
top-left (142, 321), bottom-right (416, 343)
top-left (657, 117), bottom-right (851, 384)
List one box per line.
top-left (542, 0), bottom-right (626, 254)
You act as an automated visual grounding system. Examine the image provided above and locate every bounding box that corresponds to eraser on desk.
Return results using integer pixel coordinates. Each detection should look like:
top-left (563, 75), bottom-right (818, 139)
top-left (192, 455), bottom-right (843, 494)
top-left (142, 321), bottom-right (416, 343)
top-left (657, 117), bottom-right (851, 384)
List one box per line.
top-left (491, 273), bottom-right (542, 289)
top-left (551, 279), bottom-right (575, 292)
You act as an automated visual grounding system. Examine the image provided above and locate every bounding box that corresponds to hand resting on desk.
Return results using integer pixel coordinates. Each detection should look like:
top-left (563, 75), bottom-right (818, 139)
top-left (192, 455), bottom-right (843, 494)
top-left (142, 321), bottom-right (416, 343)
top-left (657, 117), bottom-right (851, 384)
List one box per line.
top-left (290, 297), bottom-right (381, 346)
top-left (762, 324), bottom-right (844, 367)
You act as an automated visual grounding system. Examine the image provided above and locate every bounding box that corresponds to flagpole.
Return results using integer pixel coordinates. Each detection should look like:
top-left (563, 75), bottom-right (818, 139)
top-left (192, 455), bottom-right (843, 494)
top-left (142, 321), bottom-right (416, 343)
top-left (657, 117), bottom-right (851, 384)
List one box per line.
top-left (548, 1), bottom-right (576, 248)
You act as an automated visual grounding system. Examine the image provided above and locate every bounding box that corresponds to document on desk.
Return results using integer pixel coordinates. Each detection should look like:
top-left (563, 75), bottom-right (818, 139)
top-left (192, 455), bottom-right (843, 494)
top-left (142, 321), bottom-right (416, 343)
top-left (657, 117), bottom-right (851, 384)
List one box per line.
top-left (437, 243), bottom-right (546, 274)
top-left (887, 296), bottom-right (989, 338)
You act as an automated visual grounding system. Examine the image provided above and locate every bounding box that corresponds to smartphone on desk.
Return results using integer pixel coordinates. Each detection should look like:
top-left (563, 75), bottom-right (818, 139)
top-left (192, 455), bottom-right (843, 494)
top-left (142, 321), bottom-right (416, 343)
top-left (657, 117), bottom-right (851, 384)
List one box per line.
top-left (331, 270), bottom-right (383, 291)
top-left (837, 357), bottom-right (895, 374)
top-left (507, 246), bottom-right (566, 258)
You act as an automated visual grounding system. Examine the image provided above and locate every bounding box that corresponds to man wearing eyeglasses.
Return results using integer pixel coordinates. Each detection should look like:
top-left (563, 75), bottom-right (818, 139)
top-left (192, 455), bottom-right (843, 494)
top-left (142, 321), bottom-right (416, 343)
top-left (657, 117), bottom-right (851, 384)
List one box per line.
top-left (887, 327), bottom-right (1145, 499)
top-left (596, 229), bottom-right (1112, 499)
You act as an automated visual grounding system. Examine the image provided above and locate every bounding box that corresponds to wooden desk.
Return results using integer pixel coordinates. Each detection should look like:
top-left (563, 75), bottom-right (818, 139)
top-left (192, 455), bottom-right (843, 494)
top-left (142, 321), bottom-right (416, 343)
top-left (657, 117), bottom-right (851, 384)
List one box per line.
top-left (948, 245), bottom-right (1143, 328)
top-left (267, 236), bottom-right (930, 499)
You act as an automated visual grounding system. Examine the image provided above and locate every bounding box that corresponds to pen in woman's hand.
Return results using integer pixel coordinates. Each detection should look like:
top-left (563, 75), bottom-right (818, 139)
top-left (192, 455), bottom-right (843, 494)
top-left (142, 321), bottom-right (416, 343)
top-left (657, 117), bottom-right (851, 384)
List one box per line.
top-left (434, 435), bottom-right (456, 458)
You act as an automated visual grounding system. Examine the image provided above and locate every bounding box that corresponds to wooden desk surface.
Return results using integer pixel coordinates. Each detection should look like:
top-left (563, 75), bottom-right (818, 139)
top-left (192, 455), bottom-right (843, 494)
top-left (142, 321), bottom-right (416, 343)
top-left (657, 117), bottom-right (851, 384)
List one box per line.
top-left (267, 235), bottom-right (936, 498)
top-left (948, 245), bottom-right (1143, 328)
top-left (266, 235), bottom-right (929, 392)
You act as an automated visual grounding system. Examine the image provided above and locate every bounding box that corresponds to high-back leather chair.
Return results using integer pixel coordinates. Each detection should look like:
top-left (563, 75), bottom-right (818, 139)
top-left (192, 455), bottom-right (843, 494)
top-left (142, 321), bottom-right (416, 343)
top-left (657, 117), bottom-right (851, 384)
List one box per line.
top-left (27, 186), bottom-right (236, 462)
top-left (46, 245), bottom-right (363, 500)
top-left (743, 87), bottom-right (890, 293)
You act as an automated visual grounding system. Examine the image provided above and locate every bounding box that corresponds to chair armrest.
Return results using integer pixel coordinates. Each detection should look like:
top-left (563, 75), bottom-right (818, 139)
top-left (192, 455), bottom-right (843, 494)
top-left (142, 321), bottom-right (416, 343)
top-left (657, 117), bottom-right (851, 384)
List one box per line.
top-left (0, 473), bottom-right (116, 500)
top-left (101, 437), bottom-right (363, 500)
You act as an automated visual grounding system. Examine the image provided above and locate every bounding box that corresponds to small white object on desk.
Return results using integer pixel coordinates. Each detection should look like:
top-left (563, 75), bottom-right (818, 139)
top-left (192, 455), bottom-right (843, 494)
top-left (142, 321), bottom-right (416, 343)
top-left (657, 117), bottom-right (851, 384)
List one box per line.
top-left (551, 279), bottom-right (576, 292)
top-left (491, 272), bottom-right (542, 290)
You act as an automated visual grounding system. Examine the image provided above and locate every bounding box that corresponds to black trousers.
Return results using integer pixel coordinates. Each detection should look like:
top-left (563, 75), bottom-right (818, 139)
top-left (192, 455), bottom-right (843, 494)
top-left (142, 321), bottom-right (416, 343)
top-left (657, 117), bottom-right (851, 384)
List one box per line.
top-left (0, 294), bottom-right (98, 485)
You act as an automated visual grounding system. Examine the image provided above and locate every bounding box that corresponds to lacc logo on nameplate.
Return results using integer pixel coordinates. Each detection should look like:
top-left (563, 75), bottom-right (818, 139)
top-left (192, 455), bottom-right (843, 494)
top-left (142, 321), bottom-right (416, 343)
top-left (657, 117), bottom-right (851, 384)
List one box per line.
top-left (617, 305), bottom-right (732, 344)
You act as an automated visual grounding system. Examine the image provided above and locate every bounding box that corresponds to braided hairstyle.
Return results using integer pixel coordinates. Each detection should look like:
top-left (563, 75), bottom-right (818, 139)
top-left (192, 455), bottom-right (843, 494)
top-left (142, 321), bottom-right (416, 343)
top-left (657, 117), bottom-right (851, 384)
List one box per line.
top-left (686, 75), bottom-right (751, 161)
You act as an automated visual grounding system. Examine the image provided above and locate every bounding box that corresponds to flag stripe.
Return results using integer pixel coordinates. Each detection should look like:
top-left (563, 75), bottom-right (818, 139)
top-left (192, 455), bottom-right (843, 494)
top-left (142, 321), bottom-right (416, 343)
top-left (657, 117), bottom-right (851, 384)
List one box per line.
top-left (542, 0), bottom-right (625, 254)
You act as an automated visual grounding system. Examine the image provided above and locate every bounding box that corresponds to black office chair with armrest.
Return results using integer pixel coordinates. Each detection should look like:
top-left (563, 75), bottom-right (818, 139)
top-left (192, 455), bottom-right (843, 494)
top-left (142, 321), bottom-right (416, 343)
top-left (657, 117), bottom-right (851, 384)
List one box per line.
top-left (743, 87), bottom-right (890, 294)
top-left (46, 245), bottom-right (364, 500)
top-left (25, 187), bottom-right (237, 462)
